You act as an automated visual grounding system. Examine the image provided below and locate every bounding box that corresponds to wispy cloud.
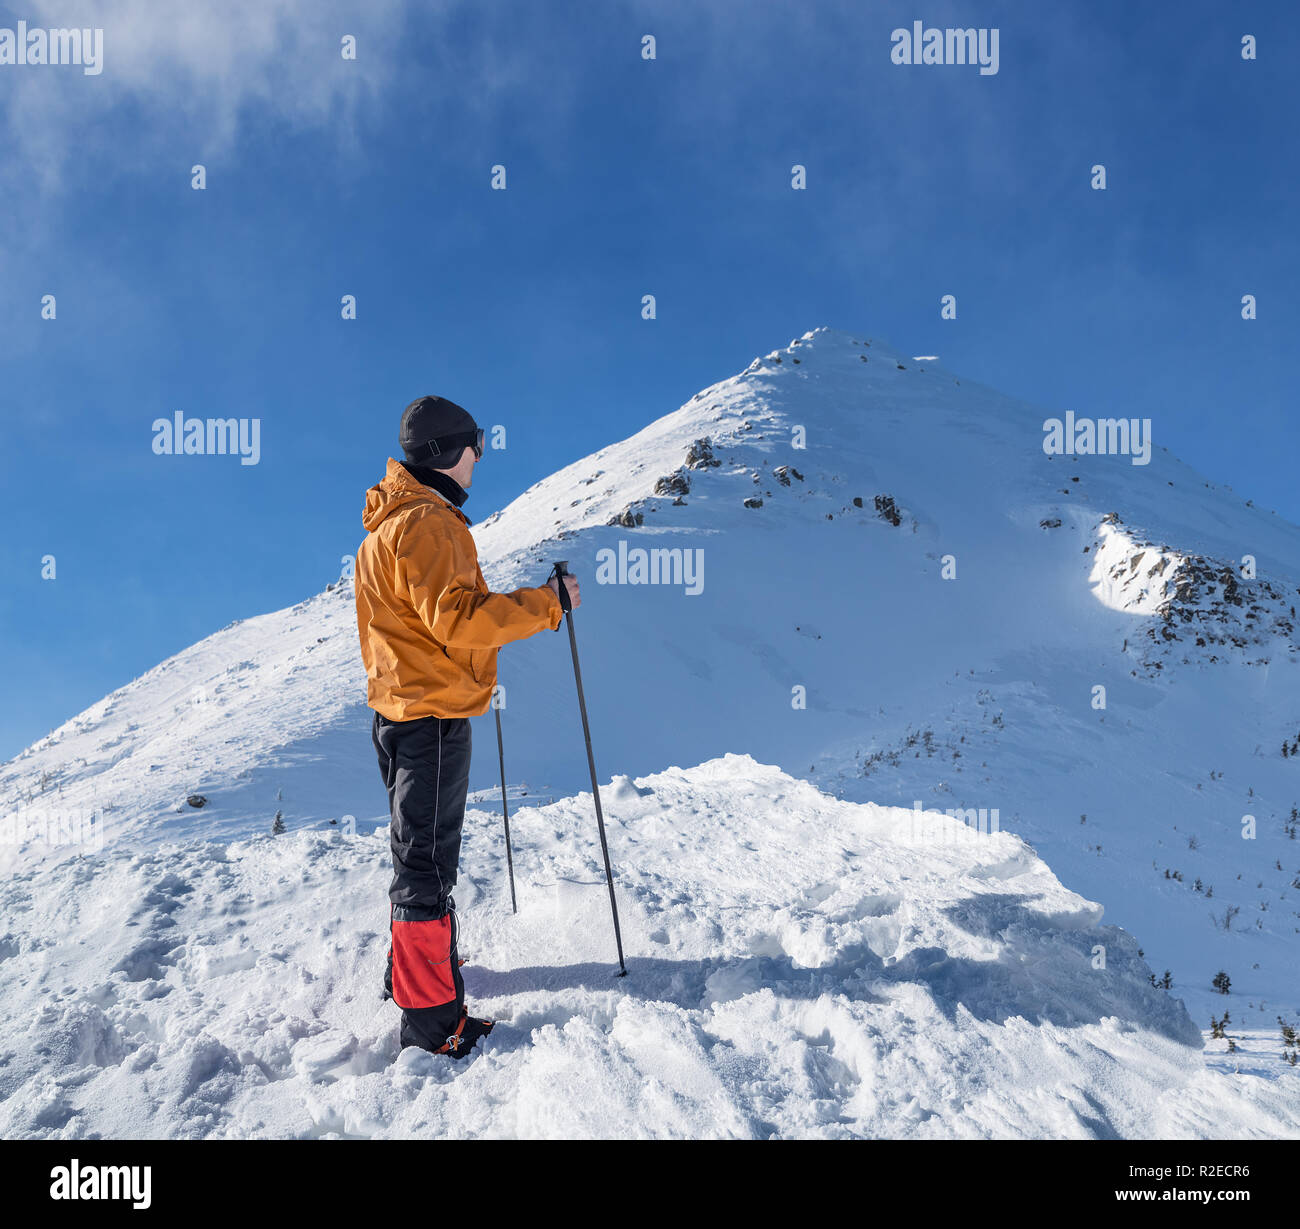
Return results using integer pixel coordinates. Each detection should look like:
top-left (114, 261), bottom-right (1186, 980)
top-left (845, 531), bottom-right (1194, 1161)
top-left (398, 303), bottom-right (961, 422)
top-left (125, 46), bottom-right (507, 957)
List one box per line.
top-left (2, 0), bottom-right (412, 199)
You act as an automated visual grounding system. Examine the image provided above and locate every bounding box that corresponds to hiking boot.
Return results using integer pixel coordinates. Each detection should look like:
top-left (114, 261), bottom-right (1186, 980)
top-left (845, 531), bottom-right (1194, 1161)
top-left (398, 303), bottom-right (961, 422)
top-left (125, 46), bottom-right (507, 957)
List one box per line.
top-left (437, 1009), bottom-right (495, 1061)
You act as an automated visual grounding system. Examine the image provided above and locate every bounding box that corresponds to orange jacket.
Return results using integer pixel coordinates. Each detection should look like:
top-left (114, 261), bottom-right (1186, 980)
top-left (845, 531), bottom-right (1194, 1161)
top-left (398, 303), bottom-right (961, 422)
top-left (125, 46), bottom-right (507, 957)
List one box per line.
top-left (355, 458), bottom-right (562, 719)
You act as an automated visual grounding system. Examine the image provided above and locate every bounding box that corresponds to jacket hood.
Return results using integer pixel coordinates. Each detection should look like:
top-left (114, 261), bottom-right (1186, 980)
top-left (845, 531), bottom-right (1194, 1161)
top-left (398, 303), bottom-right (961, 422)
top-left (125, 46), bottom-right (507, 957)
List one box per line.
top-left (362, 457), bottom-right (464, 532)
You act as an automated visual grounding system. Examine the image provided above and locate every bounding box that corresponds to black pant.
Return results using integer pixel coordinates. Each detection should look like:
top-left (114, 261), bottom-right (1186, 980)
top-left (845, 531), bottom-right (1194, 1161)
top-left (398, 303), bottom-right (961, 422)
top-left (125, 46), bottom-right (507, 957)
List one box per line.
top-left (372, 711), bottom-right (472, 1051)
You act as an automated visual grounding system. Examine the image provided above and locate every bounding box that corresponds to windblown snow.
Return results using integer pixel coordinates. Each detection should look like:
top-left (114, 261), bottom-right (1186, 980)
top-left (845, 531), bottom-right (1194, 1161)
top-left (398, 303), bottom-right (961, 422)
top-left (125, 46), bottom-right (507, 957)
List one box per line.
top-left (3, 756), bottom-right (1290, 1140)
top-left (2, 328), bottom-right (1298, 1138)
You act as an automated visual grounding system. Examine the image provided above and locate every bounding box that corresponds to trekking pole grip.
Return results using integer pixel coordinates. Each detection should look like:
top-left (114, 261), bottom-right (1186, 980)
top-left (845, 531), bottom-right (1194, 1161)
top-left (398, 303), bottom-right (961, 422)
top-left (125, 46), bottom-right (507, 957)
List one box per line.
top-left (551, 560), bottom-right (573, 616)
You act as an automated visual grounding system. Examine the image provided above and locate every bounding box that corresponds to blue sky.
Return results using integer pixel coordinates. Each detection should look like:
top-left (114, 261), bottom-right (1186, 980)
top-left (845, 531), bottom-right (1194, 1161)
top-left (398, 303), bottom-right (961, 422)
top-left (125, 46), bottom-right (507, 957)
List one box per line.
top-left (0, 0), bottom-right (1296, 761)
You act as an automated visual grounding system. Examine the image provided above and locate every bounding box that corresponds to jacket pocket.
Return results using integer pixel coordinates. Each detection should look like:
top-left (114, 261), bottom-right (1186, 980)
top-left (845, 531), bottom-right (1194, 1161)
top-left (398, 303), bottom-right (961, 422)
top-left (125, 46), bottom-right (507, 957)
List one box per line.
top-left (443, 643), bottom-right (477, 683)
top-left (447, 644), bottom-right (491, 685)
top-left (468, 648), bottom-right (495, 684)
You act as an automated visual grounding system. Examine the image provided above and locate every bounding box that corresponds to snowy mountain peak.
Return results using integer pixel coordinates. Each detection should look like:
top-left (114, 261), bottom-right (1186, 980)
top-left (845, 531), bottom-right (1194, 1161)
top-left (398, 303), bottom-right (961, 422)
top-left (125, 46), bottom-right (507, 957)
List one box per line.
top-left (4, 328), bottom-right (1300, 1121)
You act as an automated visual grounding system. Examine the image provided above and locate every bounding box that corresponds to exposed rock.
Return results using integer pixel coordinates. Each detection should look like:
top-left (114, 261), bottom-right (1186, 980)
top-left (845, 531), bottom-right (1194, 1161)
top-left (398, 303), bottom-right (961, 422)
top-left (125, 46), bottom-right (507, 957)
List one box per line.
top-left (1101, 516), bottom-right (1294, 674)
top-left (653, 470), bottom-right (691, 496)
top-left (685, 437), bottom-right (721, 469)
top-left (874, 495), bottom-right (902, 527)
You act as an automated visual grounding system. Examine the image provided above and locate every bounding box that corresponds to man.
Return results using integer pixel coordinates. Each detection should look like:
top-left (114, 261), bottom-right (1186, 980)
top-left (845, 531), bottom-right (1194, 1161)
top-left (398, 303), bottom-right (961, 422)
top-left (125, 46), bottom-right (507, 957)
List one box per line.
top-left (354, 395), bottom-right (580, 1059)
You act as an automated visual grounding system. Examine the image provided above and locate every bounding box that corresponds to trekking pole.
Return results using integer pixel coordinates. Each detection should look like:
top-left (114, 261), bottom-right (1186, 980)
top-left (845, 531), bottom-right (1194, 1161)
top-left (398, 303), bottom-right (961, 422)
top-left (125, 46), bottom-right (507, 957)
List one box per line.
top-left (550, 560), bottom-right (627, 977)
top-left (493, 699), bottom-right (518, 914)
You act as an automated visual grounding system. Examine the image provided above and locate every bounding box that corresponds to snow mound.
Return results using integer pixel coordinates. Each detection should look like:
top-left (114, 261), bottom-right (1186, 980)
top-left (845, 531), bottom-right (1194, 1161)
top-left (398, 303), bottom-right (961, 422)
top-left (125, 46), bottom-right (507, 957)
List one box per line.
top-left (2, 754), bottom-right (1293, 1140)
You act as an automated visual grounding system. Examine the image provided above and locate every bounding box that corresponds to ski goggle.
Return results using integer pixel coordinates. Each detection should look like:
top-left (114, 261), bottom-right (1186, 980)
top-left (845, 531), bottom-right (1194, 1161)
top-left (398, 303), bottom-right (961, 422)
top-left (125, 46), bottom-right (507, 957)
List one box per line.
top-left (423, 428), bottom-right (484, 461)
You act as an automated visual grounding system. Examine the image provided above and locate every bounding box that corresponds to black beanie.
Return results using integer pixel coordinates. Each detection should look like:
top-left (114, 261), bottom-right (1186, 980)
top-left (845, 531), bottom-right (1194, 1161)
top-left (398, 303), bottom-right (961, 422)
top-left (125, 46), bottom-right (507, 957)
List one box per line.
top-left (399, 395), bottom-right (479, 471)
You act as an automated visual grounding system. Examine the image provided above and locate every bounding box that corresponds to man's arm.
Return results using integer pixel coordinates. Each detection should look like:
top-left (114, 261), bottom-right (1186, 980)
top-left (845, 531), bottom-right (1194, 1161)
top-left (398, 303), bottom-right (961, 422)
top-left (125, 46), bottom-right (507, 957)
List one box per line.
top-left (398, 511), bottom-right (568, 649)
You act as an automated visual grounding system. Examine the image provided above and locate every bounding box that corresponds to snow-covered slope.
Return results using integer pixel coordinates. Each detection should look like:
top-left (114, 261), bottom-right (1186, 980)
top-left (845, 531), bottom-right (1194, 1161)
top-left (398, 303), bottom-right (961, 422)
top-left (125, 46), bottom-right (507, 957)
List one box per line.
top-left (4, 755), bottom-right (1293, 1140)
top-left (3, 327), bottom-right (1299, 1136)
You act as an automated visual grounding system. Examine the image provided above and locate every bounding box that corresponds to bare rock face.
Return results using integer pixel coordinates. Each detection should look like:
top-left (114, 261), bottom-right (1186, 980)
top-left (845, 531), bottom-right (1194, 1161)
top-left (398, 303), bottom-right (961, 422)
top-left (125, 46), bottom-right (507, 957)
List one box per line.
top-left (874, 494), bottom-right (901, 527)
top-left (654, 470), bottom-right (691, 496)
top-left (685, 438), bottom-right (721, 470)
top-left (607, 507), bottom-right (644, 528)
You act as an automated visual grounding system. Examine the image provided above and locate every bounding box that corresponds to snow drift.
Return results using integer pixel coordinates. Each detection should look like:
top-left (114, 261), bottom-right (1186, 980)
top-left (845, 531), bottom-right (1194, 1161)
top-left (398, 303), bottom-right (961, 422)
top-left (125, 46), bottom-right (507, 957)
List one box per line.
top-left (7, 755), bottom-right (1291, 1140)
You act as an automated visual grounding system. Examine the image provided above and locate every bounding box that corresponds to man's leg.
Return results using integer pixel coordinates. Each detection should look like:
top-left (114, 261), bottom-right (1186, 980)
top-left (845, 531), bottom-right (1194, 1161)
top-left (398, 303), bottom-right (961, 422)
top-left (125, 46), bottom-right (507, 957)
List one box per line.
top-left (374, 712), bottom-right (393, 1000)
top-left (373, 711), bottom-right (473, 1051)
